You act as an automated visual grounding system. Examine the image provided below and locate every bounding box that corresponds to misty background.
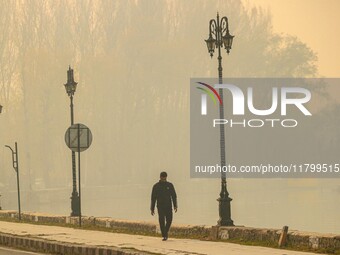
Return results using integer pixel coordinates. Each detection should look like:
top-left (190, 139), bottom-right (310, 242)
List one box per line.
top-left (0, 0), bottom-right (339, 234)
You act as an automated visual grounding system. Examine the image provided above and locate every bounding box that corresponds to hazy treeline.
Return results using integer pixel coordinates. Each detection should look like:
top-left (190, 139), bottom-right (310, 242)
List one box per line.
top-left (0, 0), bottom-right (317, 187)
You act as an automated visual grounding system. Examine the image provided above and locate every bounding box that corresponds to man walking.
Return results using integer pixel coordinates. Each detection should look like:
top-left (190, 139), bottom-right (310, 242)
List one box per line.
top-left (151, 171), bottom-right (177, 241)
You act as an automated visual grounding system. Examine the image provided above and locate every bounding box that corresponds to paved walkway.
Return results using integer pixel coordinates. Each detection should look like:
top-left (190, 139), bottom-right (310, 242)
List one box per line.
top-left (0, 221), bottom-right (324, 255)
top-left (0, 247), bottom-right (45, 255)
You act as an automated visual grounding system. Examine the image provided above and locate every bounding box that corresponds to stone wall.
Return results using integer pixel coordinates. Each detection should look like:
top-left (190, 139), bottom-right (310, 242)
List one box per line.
top-left (0, 210), bottom-right (338, 253)
top-left (217, 226), bottom-right (340, 252)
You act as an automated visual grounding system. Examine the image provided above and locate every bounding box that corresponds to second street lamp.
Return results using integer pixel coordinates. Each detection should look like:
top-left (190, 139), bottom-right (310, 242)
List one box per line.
top-left (5, 142), bottom-right (21, 221)
top-left (64, 66), bottom-right (80, 217)
top-left (205, 13), bottom-right (235, 226)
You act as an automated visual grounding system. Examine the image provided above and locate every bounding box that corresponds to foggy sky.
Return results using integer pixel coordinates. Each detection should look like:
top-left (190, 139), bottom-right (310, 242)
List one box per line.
top-left (0, 0), bottom-right (338, 234)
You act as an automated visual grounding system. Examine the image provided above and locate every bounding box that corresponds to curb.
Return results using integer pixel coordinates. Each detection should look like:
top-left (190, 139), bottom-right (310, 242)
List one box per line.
top-left (0, 232), bottom-right (152, 255)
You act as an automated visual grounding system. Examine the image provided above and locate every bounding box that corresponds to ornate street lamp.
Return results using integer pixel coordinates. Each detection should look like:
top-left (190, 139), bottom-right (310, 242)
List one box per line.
top-left (205, 13), bottom-right (235, 226)
top-left (223, 31), bottom-right (234, 54)
top-left (64, 66), bottom-right (80, 216)
top-left (65, 67), bottom-right (77, 97)
top-left (205, 34), bottom-right (216, 57)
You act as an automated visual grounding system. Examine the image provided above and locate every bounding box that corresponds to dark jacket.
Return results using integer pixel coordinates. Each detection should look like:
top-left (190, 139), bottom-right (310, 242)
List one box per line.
top-left (151, 181), bottom-right (177, 211)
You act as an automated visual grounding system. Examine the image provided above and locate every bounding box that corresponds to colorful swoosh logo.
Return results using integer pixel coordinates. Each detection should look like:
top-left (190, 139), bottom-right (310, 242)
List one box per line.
top-left (196, 82), bottom-right (222, 105)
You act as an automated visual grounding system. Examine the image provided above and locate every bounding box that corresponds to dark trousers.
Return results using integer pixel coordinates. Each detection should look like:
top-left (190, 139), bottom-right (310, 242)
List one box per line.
top-left (157, 207), bottom-right (173, 237)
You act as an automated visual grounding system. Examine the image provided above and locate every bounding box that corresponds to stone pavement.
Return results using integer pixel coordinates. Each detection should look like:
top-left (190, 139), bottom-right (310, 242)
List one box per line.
top-left (0, 221), bottom-right (325, 255)
top-left (0, 247), bottom-right (45, 255)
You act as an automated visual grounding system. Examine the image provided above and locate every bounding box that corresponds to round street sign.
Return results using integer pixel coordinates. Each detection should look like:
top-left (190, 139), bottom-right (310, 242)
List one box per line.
top-left (65, 123), bottom-right (93, 152)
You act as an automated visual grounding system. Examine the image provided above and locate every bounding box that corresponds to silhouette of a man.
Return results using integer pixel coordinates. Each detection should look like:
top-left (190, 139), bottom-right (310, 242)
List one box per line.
top-left (151, 171), bottom-right (177, 241)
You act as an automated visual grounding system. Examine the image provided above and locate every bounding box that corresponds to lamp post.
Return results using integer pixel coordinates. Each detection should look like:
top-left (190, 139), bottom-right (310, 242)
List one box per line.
top-left (205, 13), bottom-right (235, 226)
top-left (5, 142), bottom-right (21, 220)
top-left (64, 66), bottom-right (80, 217)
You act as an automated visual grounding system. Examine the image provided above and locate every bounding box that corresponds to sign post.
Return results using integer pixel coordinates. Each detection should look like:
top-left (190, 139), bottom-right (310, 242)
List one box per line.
top-left (65, 123), bottom-right (92, 227)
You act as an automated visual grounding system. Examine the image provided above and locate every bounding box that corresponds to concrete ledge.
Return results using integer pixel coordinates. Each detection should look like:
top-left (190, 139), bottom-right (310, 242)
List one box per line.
top-left (0, 210), bottom-right (339, 252)
top-left (0, 232), bottom-right (151, 255)
top-left (218, 226), bottom-right (340, 251)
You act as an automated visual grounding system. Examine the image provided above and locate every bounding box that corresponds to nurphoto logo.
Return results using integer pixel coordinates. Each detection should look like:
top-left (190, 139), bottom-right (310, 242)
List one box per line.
top-left (196, 81), bottom-right (312, 128)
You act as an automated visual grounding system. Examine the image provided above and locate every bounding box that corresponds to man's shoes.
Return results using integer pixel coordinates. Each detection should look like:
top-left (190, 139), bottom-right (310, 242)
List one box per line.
top-left (162, 237), bottom-right (167, 241)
